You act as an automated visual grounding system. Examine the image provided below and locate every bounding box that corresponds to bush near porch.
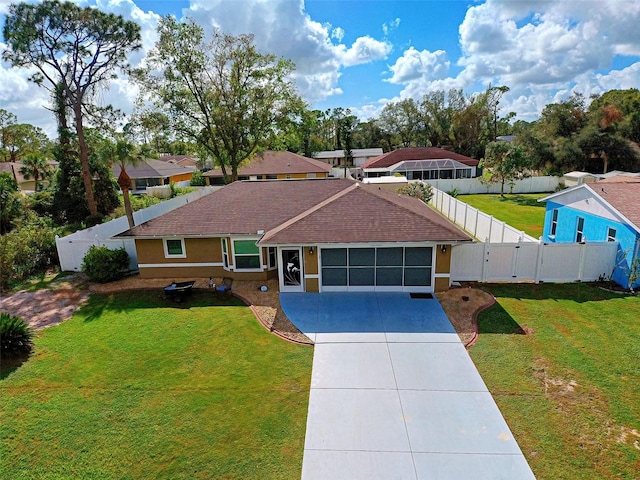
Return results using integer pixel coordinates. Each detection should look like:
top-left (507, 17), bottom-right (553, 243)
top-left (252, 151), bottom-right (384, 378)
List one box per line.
top-left (469, 283), bottom-right (640, 480)
top-left (0, 291), bottom-right (313, 479)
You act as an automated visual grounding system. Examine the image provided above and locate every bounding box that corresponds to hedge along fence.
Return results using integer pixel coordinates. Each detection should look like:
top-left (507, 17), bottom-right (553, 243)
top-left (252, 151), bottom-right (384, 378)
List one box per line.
top-left (56, 187), bottom-right (217, 272)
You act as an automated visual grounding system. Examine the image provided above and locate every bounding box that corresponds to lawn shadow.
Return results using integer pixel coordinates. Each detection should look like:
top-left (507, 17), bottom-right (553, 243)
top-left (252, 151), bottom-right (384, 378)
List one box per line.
top-left (81, 290), bottom-right (245, 323)
top-left (0, 354), bottom-right (31, 380)
top-left (476, 301), bottom-right (526, 335)
top-left (479, 282), bottom-right (632, 304)
top-left (501, 194), bottom-right (547, 207)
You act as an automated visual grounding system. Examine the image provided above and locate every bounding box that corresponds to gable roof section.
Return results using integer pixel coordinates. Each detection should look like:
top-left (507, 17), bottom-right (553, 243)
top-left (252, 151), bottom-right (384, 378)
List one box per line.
top-left (596, 182), bottom-right (640, 231)
top-left (112, 158), bottom-right (195, 179)
top-left (259, 183), bottom-right (472, 244)
top-left (119, 178), bottom-right (472, 244)
top-left (203, 150), bottom-right (332, 178)
top-left (540, 182), bottom-right (640, 234)
top-left (119, 179), bottom-right (353, 237)
top-left (361, 147), bottom-right (478, 169)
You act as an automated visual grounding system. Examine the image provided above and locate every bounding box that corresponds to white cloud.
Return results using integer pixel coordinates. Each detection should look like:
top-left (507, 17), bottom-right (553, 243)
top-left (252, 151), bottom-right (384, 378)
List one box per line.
top-left (382, 18), bottom-right (400, 36)
top-left (375, 0), bottom-right (635, 123)
top-left (183, 0), bottom-right (391, 102)
top-left (338, 36), bottom-right (392, 67)
top-left (386, 47), bottom-right (450, 84)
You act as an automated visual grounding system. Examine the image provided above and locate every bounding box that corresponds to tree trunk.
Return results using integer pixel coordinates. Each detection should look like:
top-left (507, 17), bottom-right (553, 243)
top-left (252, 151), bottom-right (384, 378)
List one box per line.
top-left (73, 103), bottom-right (98, 217)
top-left (601, 151), bottom-right (609, 174)
top-left (123, 187), bottom-right (135, 229)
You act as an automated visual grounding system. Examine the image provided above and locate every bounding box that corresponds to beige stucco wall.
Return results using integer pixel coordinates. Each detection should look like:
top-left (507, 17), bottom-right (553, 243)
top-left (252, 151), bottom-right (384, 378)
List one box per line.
top-left (304, 247), bottom-right (319, 275)
top-left (305, 277), bottom-right (319, 293)
top-left (136, 238), bottom-right (222, 265)
top-left (435, 245), bottom-right (451, 274)
top-left (434, 277), bottom-right (450, 292)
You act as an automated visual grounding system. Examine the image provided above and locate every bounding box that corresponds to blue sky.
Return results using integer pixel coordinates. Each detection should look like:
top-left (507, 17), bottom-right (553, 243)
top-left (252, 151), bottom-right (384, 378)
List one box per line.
top-left (1, 0), bottom-right (640, 138)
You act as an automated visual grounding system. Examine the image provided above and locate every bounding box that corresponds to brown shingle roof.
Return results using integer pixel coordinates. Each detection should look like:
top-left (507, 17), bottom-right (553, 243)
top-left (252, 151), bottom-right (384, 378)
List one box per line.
top-left (112, 158), bottom-right (194, 179)
top-left (203, 150), bottom-right (332, 178)
top-left (119, 179), bottom-right (472, 244)
top-left (595, 182), bottom-right (640, 230)
top-left (119, 179), bottom-right (353, 237)
top-left (260, 183), bottom-right (471, 244)
top-left (361, 147), bottom-right (478, 169)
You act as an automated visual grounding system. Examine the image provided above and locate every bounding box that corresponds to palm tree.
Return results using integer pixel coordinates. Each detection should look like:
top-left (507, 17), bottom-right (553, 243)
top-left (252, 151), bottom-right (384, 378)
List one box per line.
top-left (19, 154), bottom-right (51, 191)
top-left (100, 137), bottom-right (145, 229)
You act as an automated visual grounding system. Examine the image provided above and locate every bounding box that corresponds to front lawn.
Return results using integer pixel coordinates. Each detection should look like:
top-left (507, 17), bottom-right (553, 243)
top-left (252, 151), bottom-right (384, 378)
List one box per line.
top-left (0, 291), bottom-right (313, 479)
top-left (458, 193), bottom-right (547, 238)
top-left (469, 283), bottom-right (640, 480)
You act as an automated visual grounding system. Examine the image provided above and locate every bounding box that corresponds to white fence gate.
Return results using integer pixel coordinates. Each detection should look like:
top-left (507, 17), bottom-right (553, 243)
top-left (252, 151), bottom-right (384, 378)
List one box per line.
top-left (56, 187), bottom-right (216, 272)
top-left (451, 242), bottom-right (618, 284)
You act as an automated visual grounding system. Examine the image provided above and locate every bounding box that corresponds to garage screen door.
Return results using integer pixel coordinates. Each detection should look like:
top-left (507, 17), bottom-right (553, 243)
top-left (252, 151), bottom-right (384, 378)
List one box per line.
top-left (321, 247), bottom-right (432, 288)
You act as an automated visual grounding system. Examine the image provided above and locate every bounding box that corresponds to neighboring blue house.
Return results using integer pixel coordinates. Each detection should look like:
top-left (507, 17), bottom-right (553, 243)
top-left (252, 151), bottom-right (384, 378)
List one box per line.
top-left (539, 179), bottom-right (640, 289)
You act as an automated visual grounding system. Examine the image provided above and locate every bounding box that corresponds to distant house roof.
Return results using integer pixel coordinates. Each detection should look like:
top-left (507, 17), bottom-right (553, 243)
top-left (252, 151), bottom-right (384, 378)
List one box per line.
top-left (118, 178), bottom-right (472, 245)
top-left (596, 174), bottom-right (640, 183)
top-left (362, 147), bottom-right (478, 169)
top-left (112, 158), bottom-right (195, 179)
top-left (314, 148), bottom-right (384, 160)
top-left (540, 181), bottom-right (640, 234)
top-left (203, 150), bottom-right (332, 178)
top-left (158, 155), bottom-right (198, 164)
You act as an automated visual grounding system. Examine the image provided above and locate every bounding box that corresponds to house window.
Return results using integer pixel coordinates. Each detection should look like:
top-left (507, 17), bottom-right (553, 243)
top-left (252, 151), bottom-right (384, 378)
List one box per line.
top-left (221, 238), bottom-right (229, 269)
top-left (266, 174), bottom-right (277, 180)
top-left (285, 174), bottom-right (292, 179)
top-left (550, 209), bottom-right (559, 236)
top-left (607, 227), bottom-right (617, 242)
top-left (233, 240), bottom-right (261, 270)
top-left (164, 238), bottom-right (186, 258)
top-left (268, 247), bottom-right (277, 269)
top-left (307, 173), bottom-right (317, 179)
top-left (576, 217), bottom-right (585, 242)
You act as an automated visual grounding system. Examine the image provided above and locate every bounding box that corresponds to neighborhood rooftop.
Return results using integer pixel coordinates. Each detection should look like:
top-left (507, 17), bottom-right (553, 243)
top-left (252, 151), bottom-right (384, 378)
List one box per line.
top-left (361, 147), bottom-right (479, 169)
top-left (203, 150), bottom-right (332, 178)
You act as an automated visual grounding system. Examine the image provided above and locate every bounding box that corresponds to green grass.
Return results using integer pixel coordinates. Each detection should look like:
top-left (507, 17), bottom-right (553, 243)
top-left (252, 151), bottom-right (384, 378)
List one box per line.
top-left (0, 291), bottom-right (313, 479)
top-left (458, 193), bottom-right (547, 238)
top-left (469, 283), bottom-right (640, 480)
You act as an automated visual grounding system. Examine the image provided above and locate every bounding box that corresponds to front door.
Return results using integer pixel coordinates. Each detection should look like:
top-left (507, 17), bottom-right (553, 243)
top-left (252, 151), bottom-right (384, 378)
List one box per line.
top-left (280, 248), bottom-right (304, 292)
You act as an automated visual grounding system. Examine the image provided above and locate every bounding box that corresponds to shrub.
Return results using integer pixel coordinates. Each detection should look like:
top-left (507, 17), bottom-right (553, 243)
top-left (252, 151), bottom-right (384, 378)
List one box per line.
top-left (0, 216), bottom-right (59, 291)
top-left (0, 313), bottom-right (34, 360)
top-left (397, 182), bottom-right (434, 204)
top-left (190, 170), bottom-right (207, 186)
top-left (82, 245), bottom-right (130, 283)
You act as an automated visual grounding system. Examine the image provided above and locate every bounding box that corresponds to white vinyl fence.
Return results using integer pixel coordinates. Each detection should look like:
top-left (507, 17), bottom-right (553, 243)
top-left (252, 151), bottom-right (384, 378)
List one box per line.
top-left (451, 241), bottom-right (618, 284)
top-left (423, 175), bottom-right (559, 195)
top-left (429, 187), bottom-right (538, 243)
top-left (56, 187), bottom-right (216, 272)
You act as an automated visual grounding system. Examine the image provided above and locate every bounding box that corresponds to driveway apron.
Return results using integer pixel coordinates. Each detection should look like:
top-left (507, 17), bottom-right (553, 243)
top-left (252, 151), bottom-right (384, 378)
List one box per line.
top-left (280, 292), bottom-right (535, 480)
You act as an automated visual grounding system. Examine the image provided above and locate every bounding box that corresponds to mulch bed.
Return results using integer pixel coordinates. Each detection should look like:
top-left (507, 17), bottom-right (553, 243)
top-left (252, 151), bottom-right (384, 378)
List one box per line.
top-left (1, 273), bottom-right (495, 347)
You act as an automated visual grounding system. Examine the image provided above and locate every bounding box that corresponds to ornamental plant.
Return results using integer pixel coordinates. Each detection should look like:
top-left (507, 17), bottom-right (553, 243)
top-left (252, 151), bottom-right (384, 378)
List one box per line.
top-left (0, 313), bottom-right (34, 360)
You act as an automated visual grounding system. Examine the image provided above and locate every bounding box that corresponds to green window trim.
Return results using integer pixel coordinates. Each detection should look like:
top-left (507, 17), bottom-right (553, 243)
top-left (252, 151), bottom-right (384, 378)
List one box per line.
top-left (163, 238), bottom-right (186, 258)
top-left (232, 239), bottom-right (262, 271)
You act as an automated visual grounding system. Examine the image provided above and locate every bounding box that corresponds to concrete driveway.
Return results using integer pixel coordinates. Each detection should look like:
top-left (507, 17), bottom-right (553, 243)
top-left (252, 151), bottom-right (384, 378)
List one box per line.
top-left (280, 292), bottom-right (535, 480)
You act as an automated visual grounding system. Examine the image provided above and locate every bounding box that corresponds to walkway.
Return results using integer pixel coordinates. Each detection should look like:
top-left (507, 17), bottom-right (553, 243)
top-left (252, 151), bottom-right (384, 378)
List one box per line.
top-left (280, 292), bottom-right (535, 480)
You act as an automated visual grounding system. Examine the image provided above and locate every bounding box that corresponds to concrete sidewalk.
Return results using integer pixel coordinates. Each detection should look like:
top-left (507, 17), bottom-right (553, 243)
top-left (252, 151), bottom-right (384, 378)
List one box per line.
top-left (280, 292), bottom-right (535, 480)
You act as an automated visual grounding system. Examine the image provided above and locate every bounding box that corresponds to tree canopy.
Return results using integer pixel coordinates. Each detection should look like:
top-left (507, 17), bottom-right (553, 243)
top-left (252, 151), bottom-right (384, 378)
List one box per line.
top-left (135, 16), bottom-right (302, 183)
top-left (3, 0), bottom-right (141, 218)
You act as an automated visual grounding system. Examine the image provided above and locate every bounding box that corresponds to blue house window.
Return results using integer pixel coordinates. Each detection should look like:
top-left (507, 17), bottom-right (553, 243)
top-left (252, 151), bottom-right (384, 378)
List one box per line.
top-left (576, 217), bottom-right (585, 242)
top-left (607, 228), bottom-right (617, 242)
top-left (550, 209), bottom-right (559, 236)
